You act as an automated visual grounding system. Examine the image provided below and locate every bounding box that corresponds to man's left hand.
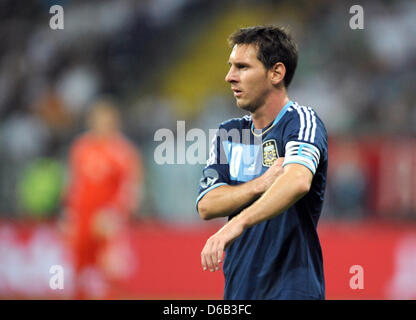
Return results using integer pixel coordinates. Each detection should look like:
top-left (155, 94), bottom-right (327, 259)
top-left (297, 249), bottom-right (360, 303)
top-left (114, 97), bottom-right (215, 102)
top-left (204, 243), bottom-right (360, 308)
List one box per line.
top-left (201, 217), bottom-right (245, 272)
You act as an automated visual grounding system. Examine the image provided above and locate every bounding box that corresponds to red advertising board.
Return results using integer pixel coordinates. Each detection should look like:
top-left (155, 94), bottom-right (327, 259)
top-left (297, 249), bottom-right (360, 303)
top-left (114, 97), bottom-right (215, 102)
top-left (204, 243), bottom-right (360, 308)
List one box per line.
top-left (319, 220), bottom-right (416, 299)
top-left (1, 219), bottom-right (416, 299)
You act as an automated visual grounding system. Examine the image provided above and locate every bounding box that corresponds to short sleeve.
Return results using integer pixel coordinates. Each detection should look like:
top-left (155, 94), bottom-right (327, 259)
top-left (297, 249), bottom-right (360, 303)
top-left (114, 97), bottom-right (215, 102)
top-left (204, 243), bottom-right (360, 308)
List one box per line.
top-left (282, 106), bottom-right (328, 175)
top-left (196, 126), bottom-right (230, 209)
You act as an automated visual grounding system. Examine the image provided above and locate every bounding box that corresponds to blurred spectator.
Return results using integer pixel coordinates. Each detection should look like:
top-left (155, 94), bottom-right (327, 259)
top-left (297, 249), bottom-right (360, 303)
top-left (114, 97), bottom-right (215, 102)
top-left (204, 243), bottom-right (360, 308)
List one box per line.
top-left (56, 64), bottom-right (100, 116)
top-left (33, 87), bottom-right (74, 134)
top-left (61, 99), bottom-right (143, 299)
top-left (1, 113), bottom-right (50, 161)
top-left (17, 158), bottom-right (65, 219)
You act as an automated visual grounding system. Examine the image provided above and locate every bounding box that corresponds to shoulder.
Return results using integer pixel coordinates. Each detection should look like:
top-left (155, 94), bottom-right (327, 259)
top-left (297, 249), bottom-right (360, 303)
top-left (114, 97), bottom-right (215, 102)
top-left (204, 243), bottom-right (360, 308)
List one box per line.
top-left (113, 134), bottom-right (141, 159)
top-left (218, 114), bottom-right (251, 131)
top-left (288, 102), bottom-right (326, 126)
top-left (70, 132), bottom-right (91, 151)
top-left (284, 102), bottom-right (327, 136)
top-left (115, 133), bottom-right (137, 149)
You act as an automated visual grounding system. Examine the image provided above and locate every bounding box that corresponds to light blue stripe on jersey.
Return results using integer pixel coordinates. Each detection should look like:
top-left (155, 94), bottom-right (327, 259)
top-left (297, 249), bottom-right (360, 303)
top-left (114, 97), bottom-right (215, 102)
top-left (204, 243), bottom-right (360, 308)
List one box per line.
top-left (250, 100), bottom-right (294, 132)
top-left (272, 100), bottom-right (294, 126)
top-left (222, 141), bottom-right (263, 182)
top-left (196, 182), bottom-right (228, 205)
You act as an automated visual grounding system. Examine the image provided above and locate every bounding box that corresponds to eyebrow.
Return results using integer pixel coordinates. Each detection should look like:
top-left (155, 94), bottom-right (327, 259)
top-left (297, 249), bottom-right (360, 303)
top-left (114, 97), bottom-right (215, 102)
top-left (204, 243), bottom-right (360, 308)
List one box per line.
top-left (228, 61), bottom-right (250, 67)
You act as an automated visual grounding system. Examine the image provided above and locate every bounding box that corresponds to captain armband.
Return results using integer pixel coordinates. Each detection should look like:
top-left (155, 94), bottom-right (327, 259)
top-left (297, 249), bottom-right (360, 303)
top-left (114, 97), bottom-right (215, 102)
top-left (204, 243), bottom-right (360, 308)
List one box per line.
top-left (282, 141), bottom-right (320, 175)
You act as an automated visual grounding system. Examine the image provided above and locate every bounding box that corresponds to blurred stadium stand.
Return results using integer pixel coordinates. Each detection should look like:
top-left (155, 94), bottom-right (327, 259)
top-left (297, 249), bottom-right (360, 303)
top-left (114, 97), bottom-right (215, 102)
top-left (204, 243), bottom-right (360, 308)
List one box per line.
top-left (1, 0), bottom-right (416, 299)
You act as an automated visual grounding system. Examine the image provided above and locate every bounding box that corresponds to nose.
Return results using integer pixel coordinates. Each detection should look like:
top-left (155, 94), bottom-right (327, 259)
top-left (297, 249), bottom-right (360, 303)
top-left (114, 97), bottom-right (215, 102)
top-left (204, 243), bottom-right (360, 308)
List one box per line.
top-left (225, 67), bottom-right (237, 83)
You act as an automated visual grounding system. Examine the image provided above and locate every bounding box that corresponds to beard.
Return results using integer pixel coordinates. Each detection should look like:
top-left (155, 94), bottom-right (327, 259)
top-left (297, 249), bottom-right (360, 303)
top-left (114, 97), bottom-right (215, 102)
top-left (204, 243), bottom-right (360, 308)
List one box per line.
top-left (237, 102), bottom-right (258, 113)
top-left (236, 94), bottom-right (266, 113)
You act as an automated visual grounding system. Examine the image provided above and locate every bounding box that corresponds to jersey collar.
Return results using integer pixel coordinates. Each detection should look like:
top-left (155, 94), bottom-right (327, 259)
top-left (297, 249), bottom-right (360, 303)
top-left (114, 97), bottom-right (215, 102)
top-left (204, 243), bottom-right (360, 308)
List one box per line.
top-left (250, 100), bottom-right (294, 132)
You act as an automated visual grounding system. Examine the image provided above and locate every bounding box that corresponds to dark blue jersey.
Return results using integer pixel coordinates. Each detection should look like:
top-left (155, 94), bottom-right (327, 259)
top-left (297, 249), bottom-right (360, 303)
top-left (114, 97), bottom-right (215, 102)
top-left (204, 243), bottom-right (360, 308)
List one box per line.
top-left (197, 100), bottom-right (328, 300)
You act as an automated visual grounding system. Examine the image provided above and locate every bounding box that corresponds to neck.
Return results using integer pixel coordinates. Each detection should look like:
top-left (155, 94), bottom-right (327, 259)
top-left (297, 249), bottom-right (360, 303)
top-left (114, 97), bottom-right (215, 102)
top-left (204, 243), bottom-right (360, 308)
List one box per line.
top-left (251, 90), bottom-right (290, 129)
top-left (90, 129), bottom-right (119, 139)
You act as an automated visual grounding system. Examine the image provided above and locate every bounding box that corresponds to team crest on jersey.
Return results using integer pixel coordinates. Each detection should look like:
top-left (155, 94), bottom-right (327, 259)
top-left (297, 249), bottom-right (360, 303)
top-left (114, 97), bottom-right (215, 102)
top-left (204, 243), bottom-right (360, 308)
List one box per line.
top-left (262, 139), bottom-right (279, 167)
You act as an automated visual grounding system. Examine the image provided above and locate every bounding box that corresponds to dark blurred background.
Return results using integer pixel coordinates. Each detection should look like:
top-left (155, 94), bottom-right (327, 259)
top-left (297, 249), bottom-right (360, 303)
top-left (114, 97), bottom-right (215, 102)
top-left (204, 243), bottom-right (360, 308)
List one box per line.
top-left (1, 0), bottom-right (416, 299)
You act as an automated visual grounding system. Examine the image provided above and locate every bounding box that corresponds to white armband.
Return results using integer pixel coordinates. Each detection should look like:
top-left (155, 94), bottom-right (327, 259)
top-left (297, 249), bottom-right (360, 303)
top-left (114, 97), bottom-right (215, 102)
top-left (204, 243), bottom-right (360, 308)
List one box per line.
top-left (282, 141), bottom-right (320, 174)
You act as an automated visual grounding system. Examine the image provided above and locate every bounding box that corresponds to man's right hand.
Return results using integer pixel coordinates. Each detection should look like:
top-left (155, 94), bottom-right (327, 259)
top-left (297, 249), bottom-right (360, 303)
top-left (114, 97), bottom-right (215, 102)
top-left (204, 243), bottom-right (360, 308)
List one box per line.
top-left (198, 157), bottom-right (285, 220)
top-left (256, 157), bottom-right (285, 193)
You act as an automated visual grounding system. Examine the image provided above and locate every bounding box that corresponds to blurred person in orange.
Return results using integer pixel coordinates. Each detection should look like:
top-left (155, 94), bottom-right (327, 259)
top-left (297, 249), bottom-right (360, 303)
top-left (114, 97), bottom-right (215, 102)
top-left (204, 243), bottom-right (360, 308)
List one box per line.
top-left (62, 99), bottom-right (143, 299)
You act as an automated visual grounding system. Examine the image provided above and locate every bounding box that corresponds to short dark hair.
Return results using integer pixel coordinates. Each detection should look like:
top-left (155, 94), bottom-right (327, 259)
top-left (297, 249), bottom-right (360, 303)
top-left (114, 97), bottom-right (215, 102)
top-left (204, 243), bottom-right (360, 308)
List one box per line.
top-left (228, 25), bottom-right (298, 87)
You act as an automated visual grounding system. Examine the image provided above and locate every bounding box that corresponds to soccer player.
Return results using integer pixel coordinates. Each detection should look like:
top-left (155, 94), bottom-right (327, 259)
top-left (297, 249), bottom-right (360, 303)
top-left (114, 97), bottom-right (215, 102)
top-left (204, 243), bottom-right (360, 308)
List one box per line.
top-left (197, 26), bottom-right (328, 299)
top-left (63, 100), bottom-right (143, 299)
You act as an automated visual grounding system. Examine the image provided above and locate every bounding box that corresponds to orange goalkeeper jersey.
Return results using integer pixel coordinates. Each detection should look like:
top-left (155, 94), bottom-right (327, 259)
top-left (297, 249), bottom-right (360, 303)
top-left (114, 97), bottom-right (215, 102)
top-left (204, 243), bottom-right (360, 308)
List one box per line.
top-left (65, 132), bottom-right (141, 227)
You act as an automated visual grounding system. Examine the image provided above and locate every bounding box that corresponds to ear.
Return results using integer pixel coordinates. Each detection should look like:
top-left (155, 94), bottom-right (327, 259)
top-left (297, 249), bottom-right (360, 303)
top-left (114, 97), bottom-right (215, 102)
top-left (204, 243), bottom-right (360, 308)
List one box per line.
top-left (270, 62), bottom-right (286, 86)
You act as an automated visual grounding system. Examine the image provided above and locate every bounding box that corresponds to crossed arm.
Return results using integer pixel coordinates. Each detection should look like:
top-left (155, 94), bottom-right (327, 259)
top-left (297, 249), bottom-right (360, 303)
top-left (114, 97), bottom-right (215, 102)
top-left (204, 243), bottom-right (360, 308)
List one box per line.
top-left (199, 161), bottom-right (313, 272)
top-left (198, 158), bottom-right (285, 220)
